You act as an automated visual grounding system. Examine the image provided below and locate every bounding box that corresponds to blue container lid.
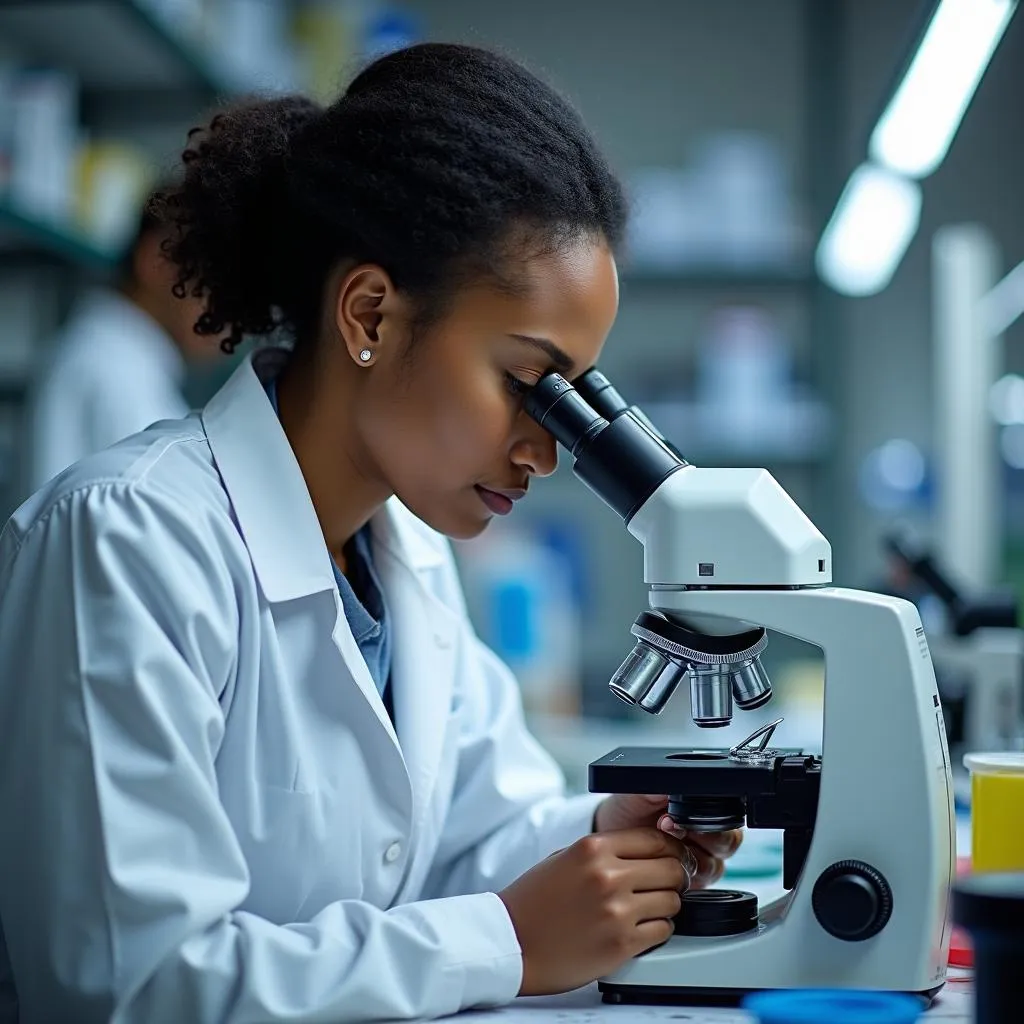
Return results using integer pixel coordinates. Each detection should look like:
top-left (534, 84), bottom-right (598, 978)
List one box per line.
top-left (743, 989), bottom-right (925, 1023)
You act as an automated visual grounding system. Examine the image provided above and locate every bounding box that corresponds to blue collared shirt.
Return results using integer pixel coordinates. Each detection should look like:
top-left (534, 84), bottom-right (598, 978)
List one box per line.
top-left (264, 378), bottom-right (391, 705)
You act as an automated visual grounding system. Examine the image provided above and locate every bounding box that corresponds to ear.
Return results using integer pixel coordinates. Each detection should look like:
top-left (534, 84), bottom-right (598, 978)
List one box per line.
top-left (333, 264), bottom-right (405, 367)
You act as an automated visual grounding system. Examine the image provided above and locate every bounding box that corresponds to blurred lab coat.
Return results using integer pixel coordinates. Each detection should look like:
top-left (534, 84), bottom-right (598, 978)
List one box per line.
top-left (0, 349), bottom-right (601, 1023)
top-left (28, 288), bottom-right (188, 492)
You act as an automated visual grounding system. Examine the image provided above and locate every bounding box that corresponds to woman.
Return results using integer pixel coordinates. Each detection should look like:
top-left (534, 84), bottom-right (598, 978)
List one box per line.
top-left (0, 44), bottom-right (740, 1023)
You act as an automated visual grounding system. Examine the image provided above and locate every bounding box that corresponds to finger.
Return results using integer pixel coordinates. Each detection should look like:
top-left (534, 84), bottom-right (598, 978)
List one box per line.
top-left (596, 826), bottom-right (692, 861)
top-left (686, 829), bottom-right (744, 860)
top-left (658, 814), bottom-right (687, 839)
top-left (686, 845), bottom-right (725, 889)
top-left (633, 918), bottom-right (675, 956)
top-left (638, 793), bottom-right (669, 807)
top-left (631, 888), bottom-right (683, 924)
top-left (629, 853), bottom-right (694, 893)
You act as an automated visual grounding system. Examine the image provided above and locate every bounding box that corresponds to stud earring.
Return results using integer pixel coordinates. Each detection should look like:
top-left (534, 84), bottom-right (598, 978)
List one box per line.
top-left (359, 348), bottom-right (372, 362)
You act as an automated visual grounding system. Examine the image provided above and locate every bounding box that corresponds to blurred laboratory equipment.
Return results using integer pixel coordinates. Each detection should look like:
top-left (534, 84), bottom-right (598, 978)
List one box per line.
top-left (625, 132), bottom-right (805, 273)
top-left (744, 989), bottom-right (924, 1024)
top-left (859, 439), bottom-right (931, 514)
top-left (963, 752), bottom-right (1024, 873)
top-left (933, 224), bottom-right (1003, 592)
top-left (27, 190), bottom-right (223, 492)
top-left (883, 530), bottom-right (1024, 756)
top-left (637, 306), bottom-right (832, 463)
top-left (0, 56), bottom-right (150, 250)
top-left (456, 520), bottom-right (583, 718)
top-left (953, 873), bottom-right (1024, 1024)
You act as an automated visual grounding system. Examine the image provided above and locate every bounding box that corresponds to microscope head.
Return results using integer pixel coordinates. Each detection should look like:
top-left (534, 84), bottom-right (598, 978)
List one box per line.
top-left (525, 369), bottom-right (830, 730)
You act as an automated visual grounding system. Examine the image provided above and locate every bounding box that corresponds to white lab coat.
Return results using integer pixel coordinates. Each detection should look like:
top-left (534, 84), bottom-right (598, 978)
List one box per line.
top-left (0, 350), bottom-right (602, 1023)
top-left (28, 288), bottom-right (188, 492)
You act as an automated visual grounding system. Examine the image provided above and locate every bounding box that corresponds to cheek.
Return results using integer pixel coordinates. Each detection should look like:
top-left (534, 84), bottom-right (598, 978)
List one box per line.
top-left (437, 392), bottom-right (511, 464)
top-left (377, 385), bottom-right (513, 489)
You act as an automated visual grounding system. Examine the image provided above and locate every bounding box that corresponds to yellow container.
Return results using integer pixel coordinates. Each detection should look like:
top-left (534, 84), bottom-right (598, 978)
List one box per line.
top-left (964, 752), bottom-right (1024, 872)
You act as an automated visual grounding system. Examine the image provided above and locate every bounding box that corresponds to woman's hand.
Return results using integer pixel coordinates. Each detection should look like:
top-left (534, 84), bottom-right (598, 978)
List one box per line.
top-left (499, 828), bottom-right (690, 996)
top-left (594, 793), bottom-right (742, 889)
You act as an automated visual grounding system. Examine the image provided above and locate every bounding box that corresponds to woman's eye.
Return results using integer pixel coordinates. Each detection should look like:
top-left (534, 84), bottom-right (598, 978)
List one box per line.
top-left (504, 372), bottom-right (532, 398)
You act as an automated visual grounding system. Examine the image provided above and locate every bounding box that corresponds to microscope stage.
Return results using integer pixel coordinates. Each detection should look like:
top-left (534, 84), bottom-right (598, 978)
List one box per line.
top-left (589, 746), bottom-right (812, 797)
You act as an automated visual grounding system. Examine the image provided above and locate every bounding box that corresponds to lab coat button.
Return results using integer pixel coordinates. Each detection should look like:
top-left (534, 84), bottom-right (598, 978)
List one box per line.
top-left (434, 633), bottom-right (451, 649)
top-left (384, 841), bottom-right (402, 864)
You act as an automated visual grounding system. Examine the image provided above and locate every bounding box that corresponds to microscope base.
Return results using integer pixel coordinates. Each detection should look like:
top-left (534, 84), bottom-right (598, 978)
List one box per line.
top-left (598, 981), bottom-right (944, 1007)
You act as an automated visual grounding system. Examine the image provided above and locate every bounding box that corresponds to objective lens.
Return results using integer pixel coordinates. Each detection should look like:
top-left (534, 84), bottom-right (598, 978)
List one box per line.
top-left (609, 641), bottom-right (689, 715)
top-left (730, 657), bottom-right (774, 711)
top-left (609, 642), bottom-right (665, 707)
top-left (689, 665), bottom-right (733, 728)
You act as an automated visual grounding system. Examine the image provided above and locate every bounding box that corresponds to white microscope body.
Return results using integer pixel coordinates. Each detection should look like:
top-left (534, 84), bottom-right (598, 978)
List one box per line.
top-left (524, 370), bottom-right (955, 1003)
top-left (598, 465), bottom-right (955, 1001)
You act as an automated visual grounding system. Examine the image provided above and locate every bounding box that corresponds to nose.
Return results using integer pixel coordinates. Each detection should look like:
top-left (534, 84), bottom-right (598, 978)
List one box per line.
top-left (510, 413), bottom-right (558, 478)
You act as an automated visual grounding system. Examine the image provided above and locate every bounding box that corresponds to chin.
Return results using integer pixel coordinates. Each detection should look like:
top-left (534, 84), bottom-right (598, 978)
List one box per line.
top-left (432, 511), bottom-right (490, 541)
top-left (403, 494), bottom-right (491, 541)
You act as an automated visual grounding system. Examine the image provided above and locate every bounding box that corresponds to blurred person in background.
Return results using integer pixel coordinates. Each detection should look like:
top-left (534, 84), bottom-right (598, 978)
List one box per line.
top-left (27, 189), bottom-right (222, 491)
top-left (0, 44), bottom-right (740, 1023)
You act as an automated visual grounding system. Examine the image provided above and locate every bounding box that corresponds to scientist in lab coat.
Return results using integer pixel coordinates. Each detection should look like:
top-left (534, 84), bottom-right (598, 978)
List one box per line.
top-left (0, 44), bottom-right (741, 1024)
top-left (28, 190), bottom-right (222, 491)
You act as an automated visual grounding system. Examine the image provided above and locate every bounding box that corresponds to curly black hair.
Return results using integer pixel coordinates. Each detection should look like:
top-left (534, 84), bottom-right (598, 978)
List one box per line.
top-left (155, 42), bottom-right (628, 355)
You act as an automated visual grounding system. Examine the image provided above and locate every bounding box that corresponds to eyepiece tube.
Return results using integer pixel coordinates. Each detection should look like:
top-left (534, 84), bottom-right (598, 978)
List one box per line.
top-left (574, 366), bottom-right (687, 464)
top-left (573, 368), bottom-right (630, 420)
top-left (526, 372), bottom-right (684, 523)
top-left (523, 375), bottom-right (607, 458)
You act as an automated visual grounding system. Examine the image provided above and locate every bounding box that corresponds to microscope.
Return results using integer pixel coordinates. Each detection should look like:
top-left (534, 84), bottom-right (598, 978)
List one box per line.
top-left (524, 369), bottom-right (955, 1004)
top-left (884, 531), bottom-right (1023, 758)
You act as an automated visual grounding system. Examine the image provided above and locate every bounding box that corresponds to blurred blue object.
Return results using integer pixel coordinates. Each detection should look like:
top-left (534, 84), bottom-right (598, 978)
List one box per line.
top-left (363, 8), bottom-right (419, 60)
top-left (492, 578), bottom-right (535, 660)
top-left (859, 439), bottom-right (933, 512)
top-left (537, 519), bottom-right (590, 611)
top-left (743, 988), bottom-right (925, 1023)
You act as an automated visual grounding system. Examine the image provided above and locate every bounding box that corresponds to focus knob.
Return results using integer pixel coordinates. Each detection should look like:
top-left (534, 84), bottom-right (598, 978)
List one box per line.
top-left (812, 860), bottom-right (893, 941)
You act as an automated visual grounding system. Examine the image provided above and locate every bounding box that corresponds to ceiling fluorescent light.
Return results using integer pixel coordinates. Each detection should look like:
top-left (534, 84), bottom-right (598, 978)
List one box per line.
top-left (870, 0), bottom-right (1017, 179)
top-left (816, 163), bottom-right (922, 297)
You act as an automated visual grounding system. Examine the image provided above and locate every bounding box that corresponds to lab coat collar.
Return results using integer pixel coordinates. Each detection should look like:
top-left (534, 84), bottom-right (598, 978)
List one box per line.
top-left (201, 350), bottom-right (443, 604)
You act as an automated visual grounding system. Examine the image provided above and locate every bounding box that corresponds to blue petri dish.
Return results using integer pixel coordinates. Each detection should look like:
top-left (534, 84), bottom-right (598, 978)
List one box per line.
top-left (743, 989), bottom-right (925, 1023)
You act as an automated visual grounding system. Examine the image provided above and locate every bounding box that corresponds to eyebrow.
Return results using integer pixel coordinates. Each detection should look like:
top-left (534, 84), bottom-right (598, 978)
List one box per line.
top-left (508, 334), bottom-right (575, 374)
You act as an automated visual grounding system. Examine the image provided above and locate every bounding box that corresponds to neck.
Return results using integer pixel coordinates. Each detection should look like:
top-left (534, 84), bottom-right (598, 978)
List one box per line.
top-left (275, 352), bottom-right (392, 561)
top-left (121, 281), bottom-right (177, 350)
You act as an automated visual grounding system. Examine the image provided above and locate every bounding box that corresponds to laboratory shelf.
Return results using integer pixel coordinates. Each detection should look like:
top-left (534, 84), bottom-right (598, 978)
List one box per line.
top-left (0, 200), bottom-right (119, 271)
top-left (0, 0), bottom-right (227, 96)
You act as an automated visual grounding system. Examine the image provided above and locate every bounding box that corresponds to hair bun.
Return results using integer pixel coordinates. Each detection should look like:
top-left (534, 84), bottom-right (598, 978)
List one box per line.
top-left (155, 95), bottom-right (325, 353)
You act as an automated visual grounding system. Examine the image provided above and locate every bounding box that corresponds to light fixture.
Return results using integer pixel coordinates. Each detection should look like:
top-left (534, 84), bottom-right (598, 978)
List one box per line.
top-left (870, 0), bottom-right (1017, 179)
top-left (815, 163), bottom-right (922, 297)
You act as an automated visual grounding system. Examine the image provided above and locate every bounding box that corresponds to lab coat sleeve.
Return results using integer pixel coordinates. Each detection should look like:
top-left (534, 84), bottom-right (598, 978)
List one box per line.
top-left (0, 485), bottom-right (521, 1024)
top-left (422, 551), bottom-right (605, 900)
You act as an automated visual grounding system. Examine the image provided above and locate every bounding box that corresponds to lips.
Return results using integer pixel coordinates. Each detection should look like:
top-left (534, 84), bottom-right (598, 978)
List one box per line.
top-left (475, 485), bottom-right (527, 516)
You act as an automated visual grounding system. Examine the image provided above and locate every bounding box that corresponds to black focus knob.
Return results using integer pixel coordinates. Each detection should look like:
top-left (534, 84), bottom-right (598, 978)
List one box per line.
top-left (812, 860), bottom-right (893, 941)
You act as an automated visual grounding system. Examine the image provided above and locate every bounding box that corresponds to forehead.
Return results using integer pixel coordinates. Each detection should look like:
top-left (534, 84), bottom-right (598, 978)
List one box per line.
top-left (440, 239), bottom-right (619, 367)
